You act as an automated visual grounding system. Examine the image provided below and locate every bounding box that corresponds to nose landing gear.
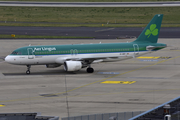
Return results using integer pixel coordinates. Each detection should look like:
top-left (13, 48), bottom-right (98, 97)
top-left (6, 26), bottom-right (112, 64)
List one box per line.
top-left (26, 65), bottom-right (31, 74)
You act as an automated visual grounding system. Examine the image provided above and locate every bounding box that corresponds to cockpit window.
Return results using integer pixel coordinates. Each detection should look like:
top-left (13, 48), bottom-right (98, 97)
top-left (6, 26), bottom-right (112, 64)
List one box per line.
top-left (11, 51), bottom-right (22, 55)
top-left (11, 51), bottom-right (18, 55)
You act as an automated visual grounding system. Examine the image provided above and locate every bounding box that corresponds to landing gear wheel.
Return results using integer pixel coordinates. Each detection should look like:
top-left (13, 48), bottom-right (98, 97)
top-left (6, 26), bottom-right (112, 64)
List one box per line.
top-left (26, 65), bottom-right (31, 74)
top-left (26, 70), bottom-right (30, 74)
top-left (86, 67), bottom-right (94, 73)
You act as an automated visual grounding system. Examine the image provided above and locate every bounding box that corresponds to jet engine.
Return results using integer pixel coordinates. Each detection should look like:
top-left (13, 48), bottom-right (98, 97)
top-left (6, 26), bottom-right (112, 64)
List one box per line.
top-left (46, 64), bottom-right (61, 68)
top-left (64, 61), bottom-right (82, 71)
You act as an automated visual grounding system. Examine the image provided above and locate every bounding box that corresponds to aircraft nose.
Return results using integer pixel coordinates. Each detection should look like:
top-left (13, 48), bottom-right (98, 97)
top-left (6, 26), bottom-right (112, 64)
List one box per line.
top-left (5, 55), bottom-right (11, 63)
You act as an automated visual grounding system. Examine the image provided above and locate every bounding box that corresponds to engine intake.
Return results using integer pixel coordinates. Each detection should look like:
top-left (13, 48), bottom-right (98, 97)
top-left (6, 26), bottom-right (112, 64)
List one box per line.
top-left (64, 61), bottom-right (82, 71)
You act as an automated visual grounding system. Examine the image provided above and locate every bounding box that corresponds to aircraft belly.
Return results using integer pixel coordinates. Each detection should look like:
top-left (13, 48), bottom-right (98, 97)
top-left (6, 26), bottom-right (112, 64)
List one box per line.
top-left (36, 55), bottom-right (57, 64)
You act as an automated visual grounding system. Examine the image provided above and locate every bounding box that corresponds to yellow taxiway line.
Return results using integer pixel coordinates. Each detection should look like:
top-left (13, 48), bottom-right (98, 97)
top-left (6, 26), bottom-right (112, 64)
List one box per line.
top-left (101, 81), bottom-right (136, 84)
top-left (137, 56), bottom-right (160, 59)
top-left (0, 104), bottom-right (5, 107)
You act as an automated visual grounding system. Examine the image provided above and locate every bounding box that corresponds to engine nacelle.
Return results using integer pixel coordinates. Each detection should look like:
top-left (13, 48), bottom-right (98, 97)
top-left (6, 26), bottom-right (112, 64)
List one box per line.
top-left (64, 61), bottom-right (82, 71)
top-left (46, 64), bottom-right (61, 68)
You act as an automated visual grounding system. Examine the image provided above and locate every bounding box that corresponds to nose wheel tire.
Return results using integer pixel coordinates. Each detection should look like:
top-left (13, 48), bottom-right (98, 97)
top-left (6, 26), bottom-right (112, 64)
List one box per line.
top-left (26, 70), bottom-right (30, 74)
top-left (26, 65), bottom-right (31, 74)
top-left (86, 67), bottom-right (94, 73)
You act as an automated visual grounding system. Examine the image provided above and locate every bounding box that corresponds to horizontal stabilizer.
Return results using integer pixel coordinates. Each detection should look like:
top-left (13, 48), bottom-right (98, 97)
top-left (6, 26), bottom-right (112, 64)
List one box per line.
top-left (146, 45), bottom-right (165, 51)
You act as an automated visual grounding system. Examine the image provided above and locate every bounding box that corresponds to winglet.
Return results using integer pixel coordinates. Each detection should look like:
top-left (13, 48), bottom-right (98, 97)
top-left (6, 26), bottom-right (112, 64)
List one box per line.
top-left (133, 14), bottom-right (163, 43)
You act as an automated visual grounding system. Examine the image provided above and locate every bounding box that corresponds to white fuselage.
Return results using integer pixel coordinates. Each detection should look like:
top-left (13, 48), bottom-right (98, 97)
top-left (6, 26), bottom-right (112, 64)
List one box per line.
top-left (5, 50), bottom-right (149, 65)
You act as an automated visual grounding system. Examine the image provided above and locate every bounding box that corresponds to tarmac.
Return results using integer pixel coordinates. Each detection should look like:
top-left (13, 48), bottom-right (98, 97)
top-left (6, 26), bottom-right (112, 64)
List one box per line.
top-left (0, 38), bottom-right (180, 118)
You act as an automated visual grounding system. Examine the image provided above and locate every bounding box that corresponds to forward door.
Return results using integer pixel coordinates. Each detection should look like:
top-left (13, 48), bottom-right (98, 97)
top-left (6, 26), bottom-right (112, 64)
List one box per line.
top-left (27, 48), bottom-right (34, 59)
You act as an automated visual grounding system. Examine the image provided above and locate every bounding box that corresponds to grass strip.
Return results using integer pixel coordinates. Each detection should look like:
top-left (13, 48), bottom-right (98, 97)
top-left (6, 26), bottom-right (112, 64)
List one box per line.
top-left (0, 7), bottom-right (180, 27)
top-left (0, 34), bottom-right (93, 39)
top-left (2, 0), bottom-right (178, 2)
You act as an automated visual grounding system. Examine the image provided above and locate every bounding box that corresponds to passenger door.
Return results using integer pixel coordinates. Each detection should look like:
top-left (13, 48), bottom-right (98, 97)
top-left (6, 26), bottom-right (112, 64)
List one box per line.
top-left (133, 44), bottom-right (139, 55)
top-left (27, 48), bottom-right (34, 59)
top-left (70, 49), bottom-right (78, 56)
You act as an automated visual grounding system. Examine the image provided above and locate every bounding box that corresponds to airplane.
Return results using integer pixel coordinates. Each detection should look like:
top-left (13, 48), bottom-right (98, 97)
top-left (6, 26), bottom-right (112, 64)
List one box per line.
top-left (5, 14), bottom-right (166, 74)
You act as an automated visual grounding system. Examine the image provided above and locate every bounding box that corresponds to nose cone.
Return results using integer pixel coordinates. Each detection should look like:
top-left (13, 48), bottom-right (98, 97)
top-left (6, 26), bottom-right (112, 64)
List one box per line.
top-left (5, 55), bottom-right (13, 63)
top-left (5, 55), bottom-right (10, 62)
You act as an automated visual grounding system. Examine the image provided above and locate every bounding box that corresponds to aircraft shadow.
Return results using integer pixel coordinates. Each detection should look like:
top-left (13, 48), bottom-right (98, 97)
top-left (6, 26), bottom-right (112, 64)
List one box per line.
top-left (3, 69), bottom-right (89, 76)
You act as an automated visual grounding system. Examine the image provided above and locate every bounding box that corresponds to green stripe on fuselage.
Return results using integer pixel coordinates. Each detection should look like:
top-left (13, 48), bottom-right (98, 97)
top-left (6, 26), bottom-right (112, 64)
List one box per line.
top-left (10, 42), bottom-right (166, 56)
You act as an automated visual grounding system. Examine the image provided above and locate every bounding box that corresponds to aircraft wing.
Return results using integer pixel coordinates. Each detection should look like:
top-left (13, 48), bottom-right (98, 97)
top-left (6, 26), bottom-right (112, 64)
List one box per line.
top-left (56, 55), bottom-right (118, 64)
top-left (62, 55), bottom-right (133, 64)
top-left (65, 56), bottom-right (120, 61)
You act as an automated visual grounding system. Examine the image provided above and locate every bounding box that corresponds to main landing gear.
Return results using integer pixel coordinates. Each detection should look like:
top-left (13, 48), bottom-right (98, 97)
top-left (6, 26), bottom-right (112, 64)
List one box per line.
top-left (86, 67), bottom-right (94, 73)
top-left (26, 65), bottom-right (31, 74)
top-left (86, 64), bottom-right (94, 73)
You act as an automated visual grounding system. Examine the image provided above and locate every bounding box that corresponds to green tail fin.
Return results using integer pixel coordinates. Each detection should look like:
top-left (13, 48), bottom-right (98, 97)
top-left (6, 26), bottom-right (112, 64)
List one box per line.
top-left (133, 14), bottom-right (163, 43)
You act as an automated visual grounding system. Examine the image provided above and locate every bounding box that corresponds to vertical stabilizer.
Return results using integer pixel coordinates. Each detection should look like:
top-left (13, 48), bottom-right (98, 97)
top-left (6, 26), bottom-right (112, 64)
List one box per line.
top-left (133, 14), bottom-right (163, 43)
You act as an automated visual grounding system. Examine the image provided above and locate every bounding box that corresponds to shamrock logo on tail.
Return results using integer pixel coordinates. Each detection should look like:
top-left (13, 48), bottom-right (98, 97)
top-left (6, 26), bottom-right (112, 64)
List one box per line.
top-left (145, 24), bottom-right (158, 38)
